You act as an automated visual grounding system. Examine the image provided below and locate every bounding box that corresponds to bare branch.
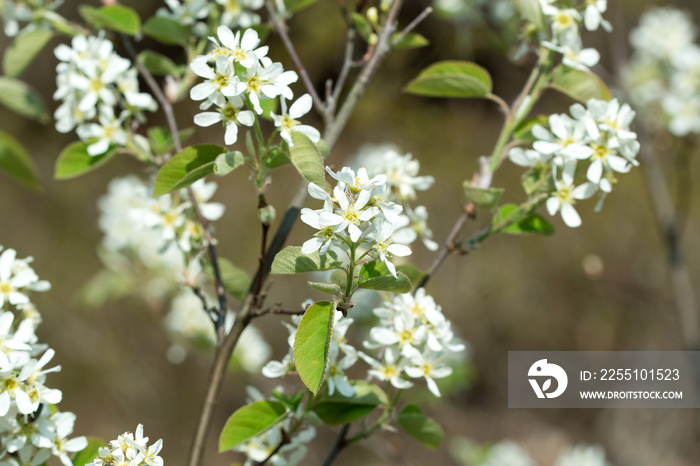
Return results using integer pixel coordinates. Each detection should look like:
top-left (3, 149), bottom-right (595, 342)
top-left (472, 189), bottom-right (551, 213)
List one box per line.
top-left (391, 6), bottom-right (433, 47)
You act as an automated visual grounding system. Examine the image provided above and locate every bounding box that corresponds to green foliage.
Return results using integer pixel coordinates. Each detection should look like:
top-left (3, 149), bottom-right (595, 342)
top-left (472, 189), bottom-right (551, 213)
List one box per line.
top-left (521, 166), bottom-right (554, 195)
top-left (392, 32), bottom-right (429, 49)
top-left (214, 151), bottom-right (245, 176)
top-left (143, 16), bottom-right (190, 46)
top-left (352, 13), bottom-right (375, 43)
top-left (462, 183), bottom-right (504, 208)
top-left (493, 204), bottom-right (555, 235)
top-left (271, 246), bottom-right (344, 274)
top-left (357, 260), bottom-right (412, 293)
top-left (271, 388), bottom-right (306, 412)
top-left (153, 144), bottom-right (227, 195)
top-left (79, 5), bottom-right (141, 35)
top-left (138, 50), bottom-right (180, 76)
top-left (3, 28), bottom-right (53, 78)
top-left (0, 77), bottom-right (49, 123)
top-left (54, 142), bottom-right (116, 180)
top-left (397, 405), bottom-right (443, 450)
top-left (147, 126), bottom-right (195, 156)
top-left (396, 264), bottom-right (426, 286)
top-left (219, 401), bottom-right (288, 452)
top-left (405, 61), bottom-right (493, 98)
top-left (284, 0), bottom-right (322, 13)
top-left (265, 147), bottom-right (291, 169)
top-left (205, 258), bottom-right (249, 300)
top-left (308, 282), bottom-right (343, 295)
top-left (549, 66), bottom-right (612, 103)
top-left (513, 115), bottom-right (549, 143)
top-left (0, 131), bottom-right (39, 190)
top-left (293, 301), bottom-right (335, 395)
top-left (312, 381), bottom-right (388, 425)
top-left (289, 132), bottom-right (325, 187)
top-left (72, 437), bottom-right (107, 466)
top-left (514, 0), bottom-right (544, 28)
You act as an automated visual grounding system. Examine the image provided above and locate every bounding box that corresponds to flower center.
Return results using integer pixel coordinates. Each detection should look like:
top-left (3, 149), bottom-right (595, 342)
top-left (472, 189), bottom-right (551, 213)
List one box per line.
top-left (556, 185), bottom-right (575, 204)
top-left (0, 282), bottom-right (11, 295)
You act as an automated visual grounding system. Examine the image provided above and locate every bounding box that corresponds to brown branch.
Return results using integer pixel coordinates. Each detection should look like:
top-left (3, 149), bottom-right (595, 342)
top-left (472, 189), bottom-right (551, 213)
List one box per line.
top-left (391, 6), bottom-right (433, 47)
top-left (321, 423), bottom-right (351, 466)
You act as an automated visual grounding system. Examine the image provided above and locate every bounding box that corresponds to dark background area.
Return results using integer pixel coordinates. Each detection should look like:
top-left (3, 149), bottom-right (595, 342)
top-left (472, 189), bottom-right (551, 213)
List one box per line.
top-left (1, 0), bottom-right (700, 464)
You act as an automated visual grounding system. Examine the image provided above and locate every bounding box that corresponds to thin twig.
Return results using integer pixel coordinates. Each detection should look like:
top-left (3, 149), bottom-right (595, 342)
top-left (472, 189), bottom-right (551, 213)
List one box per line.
top-left (391, 6), bottom-right (433, 47)
top-left (330, 27), bottom-right (357, 110)
top-left (321, 424), bottom-right (350, 466)
top-left (254, 429), bottom-right (289, 465)
top-left (416, 203), bottom-right (476, 290)
top-left (264, 1), bottom-right (326, 116)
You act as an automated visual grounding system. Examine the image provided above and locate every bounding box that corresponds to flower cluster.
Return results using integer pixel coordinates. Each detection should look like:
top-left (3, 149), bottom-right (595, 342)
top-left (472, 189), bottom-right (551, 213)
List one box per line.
top-left (0, 246), bottom-right (87, 466)
top-left (520, 0), bottom-right (611, 72)
top-left (0, 0), bottom-right (62, 37)
top-left (354, 144), bottom-right (438, 251)
top-left (87, 424), bottom-right (163, 466)
top-left (189, 26), bottom-right (303, 146)
top-left (463, 440), bottom-right (611, 466)
top-left (157, 0), bottom-right (263, 38)
top-left (263, 308), bottom-right (358, 397)
top-left (361, 289), bottom-right (465, 397)
top-left (509, 98), bottom-right (640, 227)
top-left (623, 7), bottom-right (700, 136)
top-left (301, 166), bottom-right (412, 277)
top-left (53, 34), bottom-right (157, 156)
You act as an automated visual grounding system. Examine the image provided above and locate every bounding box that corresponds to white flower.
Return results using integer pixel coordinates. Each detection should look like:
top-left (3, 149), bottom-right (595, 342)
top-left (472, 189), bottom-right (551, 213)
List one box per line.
top-left (76, 107), bottom-right (128, 156)
top-left (216, 0), bottom-right (264, 29)
top-left (543, 35), bottom-right (600, 72)
top-left (532, 114), bottom-right (593, 162)
top-left (482, 441), bottom-right (538, 466)
top-left (630, 7), bottom-right (696, 61)
top-left (404, 351), bottom-right (453, 397)
top-left (190, 55), bottom-right (239, 101)
top-left (0, 248), bottom-right (50, 310)
top-left (546, 161), bottom-right (597, 228)
top-left (359, 348), bottom-right (413, 390)
top-left (367, 218), bottom-right (411, 278)
top-left (194, 95), bottom-right (255, 145)
top-left (271, 94), bottom-right (321, 146)
top-left (208, 26), bottom-right (268, 68)
top-left (583, 0), bottom-right (612, 32)
top-left (554, 444), bottom-right (608, 466)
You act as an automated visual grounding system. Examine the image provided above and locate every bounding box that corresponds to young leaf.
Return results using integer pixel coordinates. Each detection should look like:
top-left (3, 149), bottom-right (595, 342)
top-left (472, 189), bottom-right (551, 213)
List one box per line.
top-left (271, 388), bottom-right (306, 412)
top-left (205, 258), bottom-right (249, 300)
top-left (493, 204), bottom-right (555, 235)
top-left (308, 282), bottom-right (342, 296)
top-left (404, 61), bottom-right (492, 98)
top-left (359, 260), bottom-right (391, 279)
top-left (143, 16), bottom-right (190, 46)
top-left (72, 437), bottom-right (107, 466)
top-left (462, 183), bottom-right (504, 209)
top-left (392, 32), bottom-right (429, 49)
top-left (265, 147), bottom-right (291, 168)
top-left (289, 132), bottom-right (325, 187)
top-left (0, 131), bottom-right (40, 190)
top-left (214, 151), bottom-right (245, 176)
top-left (55, 142), bottom-right (117, 180)
top-left (219, 401), bottom-right (288, 452)
top-left (138, 50), bottom-right (179, 76)
top-left (549, 66), bottom-right (612, 103)
top-left (351, 13), bottom-right (375, 43)
top-left (0, 77), bottom-right (49, 123)
top-left (396, 264), bottom-right (426, 286)
top-left (3, 28), bottom-right (53, 78)
top-left (293, 301), bottom-right (335, 395)
top-left (513, 115), bottom-right (549, 143)
top-left (153, 144), bottom-right (226, 196)
top-left (358, 272), bottom-right (412, 293)
top-left (397, 405), bottom-right (443, 450)
top-left (147, 126), bottom-right (195, 155)
top-left (271, 246), bottom-right (344, 274)
top-left (312, 380), bottom-right (389, 425)
top-left (79, 5), bottom-right (141, 35)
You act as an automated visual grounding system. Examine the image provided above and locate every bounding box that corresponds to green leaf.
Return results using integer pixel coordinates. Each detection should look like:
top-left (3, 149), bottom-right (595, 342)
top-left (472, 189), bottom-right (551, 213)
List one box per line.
top-left (358, 272), bottom-right (412, 293)
top-left (214, 151), bottom-right (245, 176)
top-left (492, 204), bottom-right (555, 235)
top-left (462, 183), bottom-right (504, 209)
top-left (514, 0), bottom-right (544, 28)
top-left (289, 132), bottom-right (325, 187)
top-left (312, 380), bottom-right (388, 425)
top-left (153, 144), bottom-right (226, 196)
top-left (284, 0), bottom-right (321, 13)
top-left (271, 388), bottom-right (305, 411)
top-left (293, 301), bottom-right (335, 395)
top-left (219, 401), bottom-right (288, 452)
top-left (392, 32), bottom-right (429, 49)
top-left (55, 142), bottom-right (117, 180)
top-left (259, 96), bottom-right (278, 121)
top-left (549, 66), bottom-right (612, 103)
top-left (308, 282), bottom-right (342, 295)
top-left (404, 61), bottom-right (492, 98)
top-left (265, 147), bottom-right (291, 169)
top-left (513, 115), bottom-right (549, 143)
top-left (3, 28), bottom-right (53, 78)
top-left (147, 126), bottom-right (195, 156)
top-left (72, 437), bottom-right (107, 466)
top-left (521, 166), bottom-right (554, 195)
top-left (396, 264), bottom-right (425, 286)
top-left (397, 405), bottom-right (443, 450)
top-left (271, 246), bottom-right (344, 274)
top-left (0, 131), bottom-right (39, 190)
top-left (79, 5), bottom-right (141, 35)
top-left (143, 16), bottom-right (190, 46)
top-left (359, 260), bottom-right (391, 280)
top-left (138, 50), bottom-right (179, 76)
top-left (0, 77), bottom-right (49, 123)
top-left (352, 13), bottom-right (375, 42)
top-left (205, 258), bottom-right (249, 300)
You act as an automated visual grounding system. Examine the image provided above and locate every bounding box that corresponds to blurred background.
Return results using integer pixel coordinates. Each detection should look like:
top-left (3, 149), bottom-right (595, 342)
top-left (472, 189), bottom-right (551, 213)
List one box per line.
top-left (1, 0), bottom-right (700, 464)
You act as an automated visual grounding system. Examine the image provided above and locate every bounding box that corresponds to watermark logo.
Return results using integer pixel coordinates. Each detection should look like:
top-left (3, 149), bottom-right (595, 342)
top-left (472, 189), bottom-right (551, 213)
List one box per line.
top-left (528, 359), bottom-right (568, 398)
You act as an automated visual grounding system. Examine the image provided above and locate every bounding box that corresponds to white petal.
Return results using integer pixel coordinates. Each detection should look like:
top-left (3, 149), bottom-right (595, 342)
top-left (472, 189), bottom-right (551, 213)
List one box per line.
top-left (289, 94), bottom-right (313, 119)
top-left (194, 112), bottom-right (223, 127)
top-left (387, 244), bottom-right (412, 257)
top-left (560, 203), bottom-right (582, 227)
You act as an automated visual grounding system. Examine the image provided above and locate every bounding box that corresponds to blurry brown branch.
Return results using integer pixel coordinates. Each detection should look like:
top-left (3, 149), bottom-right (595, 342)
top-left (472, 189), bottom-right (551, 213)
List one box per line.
top-left (121, 35), bottom-right (229, 342)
